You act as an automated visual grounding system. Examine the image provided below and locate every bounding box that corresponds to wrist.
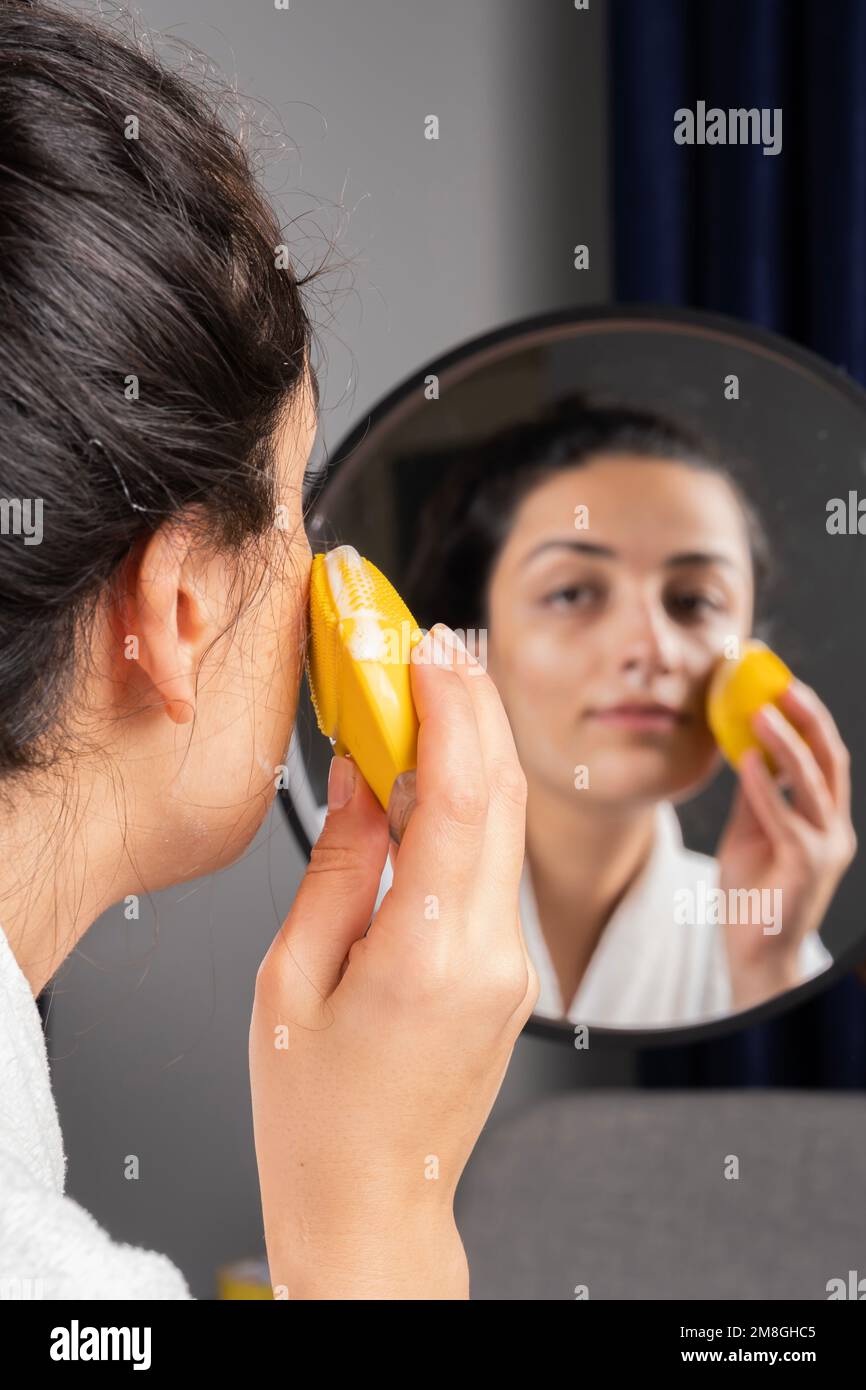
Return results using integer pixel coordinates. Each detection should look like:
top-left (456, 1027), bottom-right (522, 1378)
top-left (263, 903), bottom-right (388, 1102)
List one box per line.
top-left (728, 944), bottom-right (801, 1011)
top-left (265, 1202), bottom-right (468, 1301)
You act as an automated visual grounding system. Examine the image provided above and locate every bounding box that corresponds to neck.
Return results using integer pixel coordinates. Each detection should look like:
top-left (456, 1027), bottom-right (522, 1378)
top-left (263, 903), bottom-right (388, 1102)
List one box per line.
top-left (524, 780), bottom-right (657, 1012)
top-left (0, 772), bottom-right (124, 998)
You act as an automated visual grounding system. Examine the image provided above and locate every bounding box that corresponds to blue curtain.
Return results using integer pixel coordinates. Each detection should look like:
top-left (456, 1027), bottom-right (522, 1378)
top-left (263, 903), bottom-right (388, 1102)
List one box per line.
top-left (608, 0), bottom-right (866, 1085)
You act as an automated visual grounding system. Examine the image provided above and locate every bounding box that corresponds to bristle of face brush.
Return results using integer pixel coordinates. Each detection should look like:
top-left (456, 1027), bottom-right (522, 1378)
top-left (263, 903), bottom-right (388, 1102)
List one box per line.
top-left (306, 553), bottom-right (341, 740)
top-left (327, 546), bottom-right (416, 655)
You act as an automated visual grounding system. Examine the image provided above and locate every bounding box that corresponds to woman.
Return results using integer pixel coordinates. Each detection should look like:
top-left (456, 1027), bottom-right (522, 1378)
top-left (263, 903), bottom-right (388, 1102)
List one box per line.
top-left (402, 394), bottom-right (856, 1028)
top-left (0, 2), bottom-right (537, 1299)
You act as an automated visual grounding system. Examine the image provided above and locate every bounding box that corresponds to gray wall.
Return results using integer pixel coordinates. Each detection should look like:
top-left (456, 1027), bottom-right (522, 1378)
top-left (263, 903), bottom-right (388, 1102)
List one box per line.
top-left (51, 0), bottom-right (618, 1298)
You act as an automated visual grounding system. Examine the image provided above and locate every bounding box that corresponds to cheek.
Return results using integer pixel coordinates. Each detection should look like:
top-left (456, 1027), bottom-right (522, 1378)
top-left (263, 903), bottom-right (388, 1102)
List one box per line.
top-left (487, 628), bottom-right (595, 790)
top-left (682, 625), bottom-right (738, 696)
top-left (252, 589), bottom-right (307, 760)
top-left (496, 624), bottom-right (592, 720)
top-left (669, 633), bottom-right (733, 786)
top-left (672, 723), bottom-right (725, 803)
top-left (205, 574), bottom-right (307, 785)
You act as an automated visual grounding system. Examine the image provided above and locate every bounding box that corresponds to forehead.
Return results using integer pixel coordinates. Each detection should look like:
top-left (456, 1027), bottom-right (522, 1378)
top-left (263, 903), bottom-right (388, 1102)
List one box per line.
top-left (506, 454), bottom-right (753, 564)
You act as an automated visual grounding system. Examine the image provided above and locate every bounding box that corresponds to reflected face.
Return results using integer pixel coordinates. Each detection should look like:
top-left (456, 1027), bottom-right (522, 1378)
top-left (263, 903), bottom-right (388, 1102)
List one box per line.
top-left (484, 455), bottom-right (755, 806)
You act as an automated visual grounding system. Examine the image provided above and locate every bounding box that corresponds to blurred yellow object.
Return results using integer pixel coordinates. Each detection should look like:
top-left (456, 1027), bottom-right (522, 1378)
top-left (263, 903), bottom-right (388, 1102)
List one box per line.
top-left (706, 639), bottom-right (794, 771)
top-left (307, 544), bottom-right (422, 811)
top-left (217, 1257), bottom-right (273, 1300)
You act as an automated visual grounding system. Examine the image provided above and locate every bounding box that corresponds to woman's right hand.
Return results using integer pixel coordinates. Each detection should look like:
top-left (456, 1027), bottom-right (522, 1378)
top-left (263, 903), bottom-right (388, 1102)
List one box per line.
top-left (249, 623), bottom-right (539, 1300)
top-left (716, 679), bottom-right (855, 1009)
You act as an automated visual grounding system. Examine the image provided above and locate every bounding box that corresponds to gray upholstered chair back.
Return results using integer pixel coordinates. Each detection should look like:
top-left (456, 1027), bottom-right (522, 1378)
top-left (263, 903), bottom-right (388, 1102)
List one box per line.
top-left (455, 1090), bottom-right (866, 1300)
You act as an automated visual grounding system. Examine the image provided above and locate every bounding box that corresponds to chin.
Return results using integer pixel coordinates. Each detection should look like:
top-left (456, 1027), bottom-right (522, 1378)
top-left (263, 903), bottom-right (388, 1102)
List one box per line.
top-left (667, 754), bottom-right (725, 805)
top-left (562, 742), bottom-right (722, 807)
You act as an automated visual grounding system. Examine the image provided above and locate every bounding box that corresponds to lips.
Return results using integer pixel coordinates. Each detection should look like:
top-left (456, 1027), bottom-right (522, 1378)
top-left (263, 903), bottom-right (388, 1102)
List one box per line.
top-left (586, 702), bottom-right (688, 730)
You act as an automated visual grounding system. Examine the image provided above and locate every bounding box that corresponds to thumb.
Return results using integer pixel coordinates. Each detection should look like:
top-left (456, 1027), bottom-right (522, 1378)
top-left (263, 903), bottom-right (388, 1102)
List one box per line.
top-left (278, 756), bottom-right (390, 1001)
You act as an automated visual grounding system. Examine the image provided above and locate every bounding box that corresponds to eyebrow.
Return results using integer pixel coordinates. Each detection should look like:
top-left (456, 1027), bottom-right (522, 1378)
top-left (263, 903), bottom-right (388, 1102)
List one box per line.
top-left (520, 539), bottom-right (738, 569)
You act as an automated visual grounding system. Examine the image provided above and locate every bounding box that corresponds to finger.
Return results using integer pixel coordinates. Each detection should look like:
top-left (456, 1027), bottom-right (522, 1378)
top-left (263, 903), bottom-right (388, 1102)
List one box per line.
top-left (272, 757), bottom-right (390, 1000)
top-left (426, 628), bottom-right (528, 946)
top-left (737, 746), bottom-right (798, 849)
top-left (752, 703), bottom-right (835, 830)
top-left (514, 912), bottom-right (542, 1025)
top-left (776, 679), bottom-right (852, 819)
top-left (383, 625), bottom-right (488, 940)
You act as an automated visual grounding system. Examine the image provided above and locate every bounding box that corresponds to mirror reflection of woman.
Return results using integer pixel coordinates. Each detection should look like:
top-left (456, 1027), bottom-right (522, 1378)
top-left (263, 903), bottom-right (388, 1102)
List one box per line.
top-left (403, 396), bottom-right (855, 1028)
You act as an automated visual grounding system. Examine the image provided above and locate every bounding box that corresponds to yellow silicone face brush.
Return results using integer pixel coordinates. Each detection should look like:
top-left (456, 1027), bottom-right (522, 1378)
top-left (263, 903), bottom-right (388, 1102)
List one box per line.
top-left (306, 545), bottom-right (423, 812)
top-left (706, 639), bottom-right (794, 772)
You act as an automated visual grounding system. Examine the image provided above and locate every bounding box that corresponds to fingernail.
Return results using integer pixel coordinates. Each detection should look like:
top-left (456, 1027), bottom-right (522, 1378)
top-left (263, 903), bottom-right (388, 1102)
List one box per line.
top-left (328, 755), bottom-right (356, 810)
top-left (446, 627), bottom-right (470, 659)
top-left (431, 632), bottom-right (454, 666)
top-left (431, 624), bottom-right (467, 666)
top-left (387, 768), bottom-right (417, 845)
top-left (411, 629), bottom-right (433, 665)
top-left (755, 703), bottom-right (784, 729)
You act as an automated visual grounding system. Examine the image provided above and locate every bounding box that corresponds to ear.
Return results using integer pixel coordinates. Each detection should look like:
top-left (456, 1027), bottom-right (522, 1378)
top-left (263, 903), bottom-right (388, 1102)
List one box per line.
top-left (116, 518), bottom-right (233, 726)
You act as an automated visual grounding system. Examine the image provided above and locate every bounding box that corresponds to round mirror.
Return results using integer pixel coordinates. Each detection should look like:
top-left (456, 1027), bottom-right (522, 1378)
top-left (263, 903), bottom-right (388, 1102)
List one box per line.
top-left (281, 305), bottom-right (866, 1044)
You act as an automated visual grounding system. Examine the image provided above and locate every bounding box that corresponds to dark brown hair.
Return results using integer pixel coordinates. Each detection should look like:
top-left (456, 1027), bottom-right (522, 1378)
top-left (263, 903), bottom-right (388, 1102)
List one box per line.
top-left (0, 0), bottom-right (327, 777)
top-left (403, 392), bottom-right (773, 633)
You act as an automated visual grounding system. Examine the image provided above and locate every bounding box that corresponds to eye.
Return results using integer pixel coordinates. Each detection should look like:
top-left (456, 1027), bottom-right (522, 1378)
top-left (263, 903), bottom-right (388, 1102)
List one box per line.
top-left (666, 590), bottom-right (723, 622)
top-left (542, 582), bottom-right (603, 612)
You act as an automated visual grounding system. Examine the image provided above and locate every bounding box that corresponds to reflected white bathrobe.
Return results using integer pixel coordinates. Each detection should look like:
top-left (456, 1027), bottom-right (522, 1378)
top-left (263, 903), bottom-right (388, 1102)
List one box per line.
top-left (371, 800), bottom-right (833, 1031)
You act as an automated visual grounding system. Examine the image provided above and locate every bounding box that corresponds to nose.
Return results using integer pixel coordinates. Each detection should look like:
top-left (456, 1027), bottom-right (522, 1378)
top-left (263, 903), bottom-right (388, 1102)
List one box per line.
top-left (616, 595), bottom-right (680, 685)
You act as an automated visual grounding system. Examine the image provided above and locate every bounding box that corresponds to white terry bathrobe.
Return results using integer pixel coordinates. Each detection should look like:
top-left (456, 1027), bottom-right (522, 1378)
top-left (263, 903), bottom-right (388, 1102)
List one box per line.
top-left (0, 922), bottom-right (192, 1299)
